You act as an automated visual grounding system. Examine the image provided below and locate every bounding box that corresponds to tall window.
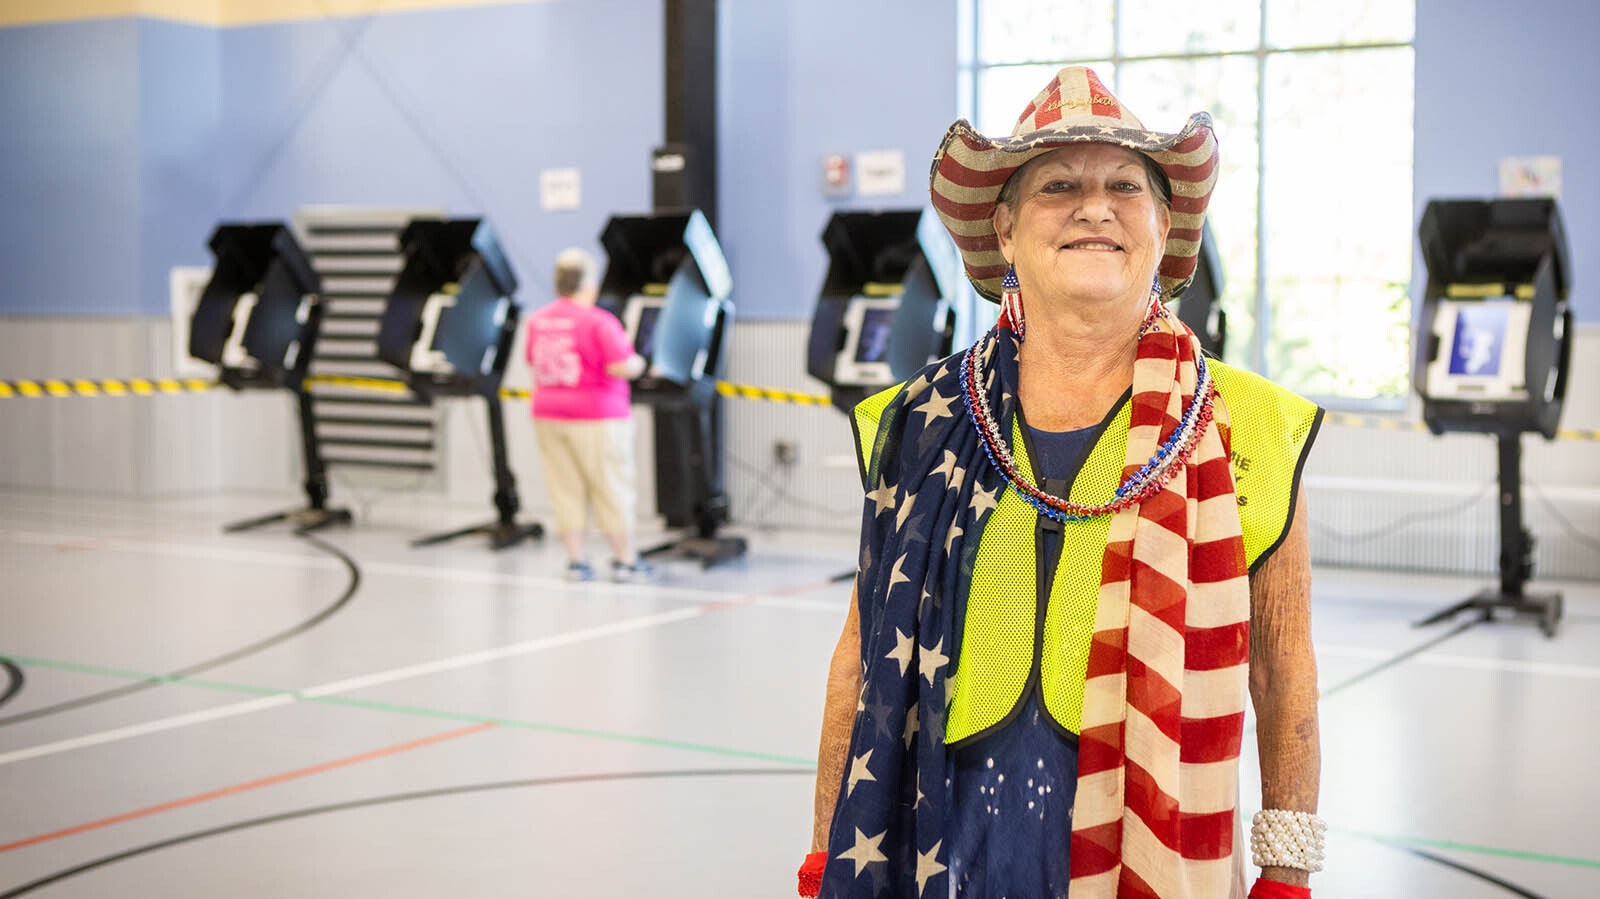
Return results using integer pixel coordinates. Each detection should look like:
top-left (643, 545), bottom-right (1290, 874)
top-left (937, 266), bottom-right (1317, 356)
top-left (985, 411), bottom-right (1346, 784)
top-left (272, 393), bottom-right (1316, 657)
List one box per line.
top-left (960, 0), bottom-right (1415, 403)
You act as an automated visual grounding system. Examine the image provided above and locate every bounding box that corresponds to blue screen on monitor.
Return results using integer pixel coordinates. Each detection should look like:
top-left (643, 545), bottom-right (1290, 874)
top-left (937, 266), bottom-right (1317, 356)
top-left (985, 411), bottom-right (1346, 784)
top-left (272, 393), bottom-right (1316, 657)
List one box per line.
top-left (1448, 304), bottom-right (1510, 376)
top-left (855, 307), bottom-right (895, 363)
top-left (634, 305), bottom-right (663, 359)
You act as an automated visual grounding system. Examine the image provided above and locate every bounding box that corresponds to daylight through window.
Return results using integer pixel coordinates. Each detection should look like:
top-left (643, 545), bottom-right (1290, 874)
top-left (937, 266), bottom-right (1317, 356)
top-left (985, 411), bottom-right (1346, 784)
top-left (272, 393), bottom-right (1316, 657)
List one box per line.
top-left (959, 0), bottom-right (1416, 402)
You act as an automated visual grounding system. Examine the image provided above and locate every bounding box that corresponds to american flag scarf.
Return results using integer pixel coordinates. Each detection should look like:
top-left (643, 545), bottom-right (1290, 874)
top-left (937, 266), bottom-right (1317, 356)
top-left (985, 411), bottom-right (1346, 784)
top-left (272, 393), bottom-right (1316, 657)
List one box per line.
top-left (822, 308), bottom-right (1248, 899)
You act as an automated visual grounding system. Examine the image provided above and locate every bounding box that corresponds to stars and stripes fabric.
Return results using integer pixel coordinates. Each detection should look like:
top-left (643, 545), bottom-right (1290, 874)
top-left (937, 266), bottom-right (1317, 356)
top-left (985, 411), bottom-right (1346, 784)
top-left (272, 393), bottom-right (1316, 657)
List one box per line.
top-left (821, 308), bottom-right (1248, 899)
top-left (1068, 313), bottom-right (1250, 899)
top-left (928, 66), bottom-right (1219, 303)
top-left (820, 330), bottom-right (1008, 899)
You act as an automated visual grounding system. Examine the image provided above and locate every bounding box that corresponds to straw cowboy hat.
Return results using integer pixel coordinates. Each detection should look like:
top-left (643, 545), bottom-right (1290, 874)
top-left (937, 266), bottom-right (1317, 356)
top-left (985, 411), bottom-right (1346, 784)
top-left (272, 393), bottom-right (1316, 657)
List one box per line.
top-left (930, 66), bottom-right (1219, 301)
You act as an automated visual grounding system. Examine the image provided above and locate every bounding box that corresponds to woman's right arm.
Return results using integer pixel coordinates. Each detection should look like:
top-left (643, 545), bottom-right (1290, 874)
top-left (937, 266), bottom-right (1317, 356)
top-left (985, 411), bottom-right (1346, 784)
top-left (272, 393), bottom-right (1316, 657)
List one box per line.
top-left (811, 585), bottom-right (862, 852)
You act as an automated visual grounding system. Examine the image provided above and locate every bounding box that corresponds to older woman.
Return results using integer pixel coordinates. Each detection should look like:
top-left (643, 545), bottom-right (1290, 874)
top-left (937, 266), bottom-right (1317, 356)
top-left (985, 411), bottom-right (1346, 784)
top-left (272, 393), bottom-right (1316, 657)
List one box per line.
top-left (802, 68), bottom-right (1324, 899)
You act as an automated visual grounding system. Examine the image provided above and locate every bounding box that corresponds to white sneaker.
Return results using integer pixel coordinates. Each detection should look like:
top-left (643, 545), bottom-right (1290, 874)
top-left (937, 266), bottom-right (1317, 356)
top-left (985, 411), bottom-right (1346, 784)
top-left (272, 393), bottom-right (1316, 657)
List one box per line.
top-left (611, 559), bottom-right (655, 583)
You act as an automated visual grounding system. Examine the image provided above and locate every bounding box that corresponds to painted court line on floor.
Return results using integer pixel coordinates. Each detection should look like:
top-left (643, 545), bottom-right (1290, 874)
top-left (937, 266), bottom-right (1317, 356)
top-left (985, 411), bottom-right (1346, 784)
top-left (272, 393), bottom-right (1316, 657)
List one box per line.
top-left (0, 574), bottom-right (840, 768)
top-left (0, 721), bottom-right (497, 854)
top-left (1317, 644), bottom-right (1600, 680)
top-left (1, 655), bottom-right (814, 767)
top-left (0, 528), bottom-right (843, 608)
top-left (0, 606), bottom-right (706, 767)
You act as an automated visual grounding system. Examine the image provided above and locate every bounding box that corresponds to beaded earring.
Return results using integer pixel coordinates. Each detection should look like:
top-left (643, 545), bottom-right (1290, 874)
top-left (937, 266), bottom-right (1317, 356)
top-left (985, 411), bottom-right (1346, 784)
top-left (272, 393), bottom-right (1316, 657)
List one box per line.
top-left (1000, 266), bottom-right (1025, 340)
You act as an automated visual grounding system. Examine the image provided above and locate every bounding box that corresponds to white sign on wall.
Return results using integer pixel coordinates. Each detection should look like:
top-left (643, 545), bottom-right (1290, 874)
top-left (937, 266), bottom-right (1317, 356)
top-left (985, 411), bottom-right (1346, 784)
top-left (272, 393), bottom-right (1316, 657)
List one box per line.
top-left (540, 168), bottom-right (582, 211)
top-left (1499, 156), bottom-right (1562, 200)
top-left (169, 265), bottom-right (217, 379)
top-left (855, 149), bottom-right (906, 197)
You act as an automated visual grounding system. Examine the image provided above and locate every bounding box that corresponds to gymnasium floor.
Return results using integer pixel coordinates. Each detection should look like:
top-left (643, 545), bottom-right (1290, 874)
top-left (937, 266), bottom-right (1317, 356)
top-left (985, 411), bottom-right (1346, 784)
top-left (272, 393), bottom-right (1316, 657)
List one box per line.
top-left (1, 489), bottom-right (1597, 898)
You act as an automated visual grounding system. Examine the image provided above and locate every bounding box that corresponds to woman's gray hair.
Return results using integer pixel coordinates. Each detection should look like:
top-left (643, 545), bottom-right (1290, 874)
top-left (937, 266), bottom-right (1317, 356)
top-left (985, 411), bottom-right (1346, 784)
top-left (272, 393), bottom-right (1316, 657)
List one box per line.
top-left (553, 247), bottom-right (599, 297)
top-left (996, 149), bottom-right (1173, 213)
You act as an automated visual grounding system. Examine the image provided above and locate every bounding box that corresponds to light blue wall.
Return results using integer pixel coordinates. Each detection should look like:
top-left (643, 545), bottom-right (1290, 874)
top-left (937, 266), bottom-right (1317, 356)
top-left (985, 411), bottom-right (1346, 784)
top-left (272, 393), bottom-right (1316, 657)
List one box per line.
top-left (4, 0), bottom-right (1596, 321)
top-left (0, 20), bottom-right (144, 316)
top-left (0, 2), bottom-right (660, 317)
top-left (137, 19), bottom-right (223, 319)
top-left (213, 0), bottom-right (661, 302)
top-left (1415, 0), bottom-right (1600, 320)
top-left (720, 0), bottom-right (957, 320)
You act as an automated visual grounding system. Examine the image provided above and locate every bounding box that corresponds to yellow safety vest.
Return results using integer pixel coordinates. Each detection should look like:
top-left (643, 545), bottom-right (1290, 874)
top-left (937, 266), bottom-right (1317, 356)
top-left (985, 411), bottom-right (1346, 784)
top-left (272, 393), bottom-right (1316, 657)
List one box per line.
top-left (853, 360), bottom-right (1321, 747)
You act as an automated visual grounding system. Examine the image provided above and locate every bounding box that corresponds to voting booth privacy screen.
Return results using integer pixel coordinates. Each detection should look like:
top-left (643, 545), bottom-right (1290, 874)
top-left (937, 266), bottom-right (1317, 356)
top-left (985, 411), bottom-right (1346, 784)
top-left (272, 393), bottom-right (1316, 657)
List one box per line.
top-left (1408, 197), bottom-right (1573, 637)
top-left (597, 210), bottom-right (737, 542)
top-left (1412, 198), bottom-right (1572, 438)
top-left (1172, 218), bottom-right (1226, 359)
top-left (600, 209), bottom-right (733, 391)
top-left (806, 209), bottom-right (975, 414)
top-left (189, 223), bottom-right (323, 390)
top-left (377, 218), bottom-right (521, 395)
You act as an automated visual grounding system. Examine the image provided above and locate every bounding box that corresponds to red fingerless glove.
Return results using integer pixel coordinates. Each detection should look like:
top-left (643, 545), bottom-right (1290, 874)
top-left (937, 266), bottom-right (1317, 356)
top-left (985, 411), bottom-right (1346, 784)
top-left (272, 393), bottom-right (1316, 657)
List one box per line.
top-left (1249, 878), bottom-right (1311, 899)
top-left (798, 851), bottom-right (827, 897)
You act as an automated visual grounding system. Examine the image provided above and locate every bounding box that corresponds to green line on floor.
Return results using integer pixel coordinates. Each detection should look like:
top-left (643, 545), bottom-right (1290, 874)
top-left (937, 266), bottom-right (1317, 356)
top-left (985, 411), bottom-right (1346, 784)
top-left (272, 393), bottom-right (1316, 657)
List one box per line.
top-left (1339, 828), bottom-right (1600, 869)
top-left (3, 651), bottom-right (813, 767)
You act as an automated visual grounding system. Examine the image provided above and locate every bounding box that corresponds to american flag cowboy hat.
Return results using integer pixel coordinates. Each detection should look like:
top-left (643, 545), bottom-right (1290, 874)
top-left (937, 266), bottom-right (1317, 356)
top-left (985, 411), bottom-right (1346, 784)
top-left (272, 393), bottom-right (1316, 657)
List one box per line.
top-left (930, 66), bottom-right (1219, 301)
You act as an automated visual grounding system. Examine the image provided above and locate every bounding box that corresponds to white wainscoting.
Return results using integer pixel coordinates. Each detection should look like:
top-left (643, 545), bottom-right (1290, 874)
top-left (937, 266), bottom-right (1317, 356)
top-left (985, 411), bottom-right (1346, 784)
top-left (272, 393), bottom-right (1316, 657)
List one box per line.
top-left (3, 316), bottom-right (1596, 579)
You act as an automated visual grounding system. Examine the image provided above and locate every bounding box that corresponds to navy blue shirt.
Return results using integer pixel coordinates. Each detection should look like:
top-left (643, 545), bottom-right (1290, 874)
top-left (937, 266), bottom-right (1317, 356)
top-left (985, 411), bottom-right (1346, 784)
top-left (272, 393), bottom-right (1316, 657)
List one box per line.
top-left (946, 424), bottom-right (1095, 898)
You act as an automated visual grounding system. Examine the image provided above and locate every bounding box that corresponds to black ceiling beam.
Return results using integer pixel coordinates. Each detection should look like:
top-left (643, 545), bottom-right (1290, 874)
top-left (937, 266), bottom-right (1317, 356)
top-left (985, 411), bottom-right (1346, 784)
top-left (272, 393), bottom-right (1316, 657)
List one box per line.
top-left (658, 0), bottom-right (718, 229)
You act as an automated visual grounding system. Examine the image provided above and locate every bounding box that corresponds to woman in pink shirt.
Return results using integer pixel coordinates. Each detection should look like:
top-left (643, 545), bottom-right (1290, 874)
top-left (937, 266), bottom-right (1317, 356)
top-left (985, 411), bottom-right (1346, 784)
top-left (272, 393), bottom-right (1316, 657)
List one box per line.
top-left (525, 248), bottom-right (650, 581)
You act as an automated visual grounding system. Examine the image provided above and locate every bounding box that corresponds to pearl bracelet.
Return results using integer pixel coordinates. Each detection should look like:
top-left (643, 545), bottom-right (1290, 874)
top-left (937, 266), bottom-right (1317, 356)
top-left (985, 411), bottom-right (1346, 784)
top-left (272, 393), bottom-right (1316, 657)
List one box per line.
top-left (1250, 809), bottom-right (1327, 873)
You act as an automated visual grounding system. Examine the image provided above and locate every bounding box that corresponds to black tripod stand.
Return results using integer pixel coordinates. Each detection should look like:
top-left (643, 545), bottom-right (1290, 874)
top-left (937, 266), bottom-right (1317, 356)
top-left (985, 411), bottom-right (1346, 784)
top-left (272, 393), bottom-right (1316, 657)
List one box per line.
top-left (410, 390), bottom-right (543, 551)
top-left (225, 389), bottom-right (353, 535)
top-left (1413, 430), bottom-right (1563, 638)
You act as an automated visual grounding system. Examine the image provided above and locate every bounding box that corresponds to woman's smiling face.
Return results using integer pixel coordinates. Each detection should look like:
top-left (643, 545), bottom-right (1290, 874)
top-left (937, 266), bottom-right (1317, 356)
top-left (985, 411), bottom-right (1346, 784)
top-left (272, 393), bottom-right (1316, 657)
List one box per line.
top-left (993, 143), bottom-right (1171, 313)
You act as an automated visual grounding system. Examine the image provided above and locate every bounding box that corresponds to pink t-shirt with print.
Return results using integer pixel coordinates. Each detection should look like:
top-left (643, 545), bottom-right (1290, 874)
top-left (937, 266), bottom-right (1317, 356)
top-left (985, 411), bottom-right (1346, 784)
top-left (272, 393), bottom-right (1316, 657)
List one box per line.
top-left (524, 298), bottom-right (634, 420)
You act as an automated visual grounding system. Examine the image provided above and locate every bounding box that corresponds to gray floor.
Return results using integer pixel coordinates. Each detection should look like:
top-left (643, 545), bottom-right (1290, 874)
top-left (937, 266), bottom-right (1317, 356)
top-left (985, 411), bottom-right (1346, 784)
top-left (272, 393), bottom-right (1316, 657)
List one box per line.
top-left (1, 490), bottom-right (1596, 898)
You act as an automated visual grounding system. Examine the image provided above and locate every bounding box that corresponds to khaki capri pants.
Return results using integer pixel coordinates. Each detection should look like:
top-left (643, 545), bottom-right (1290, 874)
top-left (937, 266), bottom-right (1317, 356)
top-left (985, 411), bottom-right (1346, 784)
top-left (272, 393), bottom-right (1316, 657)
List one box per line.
top-left (534, 417), bottom-right (637, 536)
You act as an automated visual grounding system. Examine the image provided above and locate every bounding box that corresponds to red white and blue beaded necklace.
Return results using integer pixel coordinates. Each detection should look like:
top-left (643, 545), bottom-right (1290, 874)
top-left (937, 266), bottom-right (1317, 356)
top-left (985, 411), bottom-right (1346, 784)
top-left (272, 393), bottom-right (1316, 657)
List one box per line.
top-left (959, 297), bottom-right (1217, 523)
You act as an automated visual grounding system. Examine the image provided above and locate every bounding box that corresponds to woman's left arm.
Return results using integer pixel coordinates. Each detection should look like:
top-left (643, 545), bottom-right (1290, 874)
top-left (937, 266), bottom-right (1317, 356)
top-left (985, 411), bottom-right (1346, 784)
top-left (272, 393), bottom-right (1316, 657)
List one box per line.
top-left (1247, 485), bottom-right (1321, 888)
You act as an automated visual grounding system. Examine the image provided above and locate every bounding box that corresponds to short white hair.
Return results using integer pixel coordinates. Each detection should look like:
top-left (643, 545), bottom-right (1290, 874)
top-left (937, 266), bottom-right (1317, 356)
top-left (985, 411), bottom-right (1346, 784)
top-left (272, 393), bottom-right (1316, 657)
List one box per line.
top-left (553, 247), bottom-right (599, 295)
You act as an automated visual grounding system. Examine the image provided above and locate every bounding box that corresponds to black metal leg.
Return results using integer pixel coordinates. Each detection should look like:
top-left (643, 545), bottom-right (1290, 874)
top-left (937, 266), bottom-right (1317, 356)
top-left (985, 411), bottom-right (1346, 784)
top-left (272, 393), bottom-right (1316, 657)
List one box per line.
top-left (407, 391), bottom-right (542, 552)
top-left (1414, 431), bottom-right (1563, 638)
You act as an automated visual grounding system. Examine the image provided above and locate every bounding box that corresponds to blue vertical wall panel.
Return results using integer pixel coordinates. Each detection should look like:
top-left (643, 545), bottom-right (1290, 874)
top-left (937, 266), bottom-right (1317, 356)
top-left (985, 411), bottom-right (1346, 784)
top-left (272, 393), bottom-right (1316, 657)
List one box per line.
top-left (215, 1), bottom-right (662, 304)
top-left (0, 20), bottom-right (142, 315)
top-left (5, 0), bottom-right (1596, 322)
top-left (1415, 0), bottom-right (1600, 321)
top-left (136, 18), bottom-right (222, 316)
top-left (720, 0), bottom-right (958, 320)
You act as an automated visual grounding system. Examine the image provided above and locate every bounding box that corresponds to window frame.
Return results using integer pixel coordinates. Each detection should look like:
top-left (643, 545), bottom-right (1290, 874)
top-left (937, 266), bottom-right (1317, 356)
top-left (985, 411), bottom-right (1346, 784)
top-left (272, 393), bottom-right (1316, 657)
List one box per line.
top-left (957, 0), bottom-right (1415, 411)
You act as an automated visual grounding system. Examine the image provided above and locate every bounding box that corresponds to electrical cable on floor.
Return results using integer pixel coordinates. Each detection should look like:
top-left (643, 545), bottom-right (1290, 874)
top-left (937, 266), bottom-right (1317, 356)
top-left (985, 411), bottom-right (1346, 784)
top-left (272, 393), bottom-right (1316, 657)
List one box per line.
top-left (726, 451), bottom-right (861, 521)
top-left (1316, 619), bottom-right (1479, 700)
top-left (0, 660), bottom-right (23, 711)
top-left (1526, 480), bottom-right (1600, 553)
top-left (730, 451), bottom-right (789, 528)
top-left (0, 768), bottom-right (813, 898)
top-left (326, 405), bottom-right (441, 522)
top-left (1308, 479), bottom-right (1496, 544)
top-left (0, 530), bottom-right (360, 728)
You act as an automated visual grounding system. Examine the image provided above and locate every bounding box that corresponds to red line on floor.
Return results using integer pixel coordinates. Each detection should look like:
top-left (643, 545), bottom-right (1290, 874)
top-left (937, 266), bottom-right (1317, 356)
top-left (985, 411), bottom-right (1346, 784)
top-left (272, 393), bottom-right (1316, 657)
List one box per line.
top-left (0, 720), bottom-right (496, 854)
top-left (697, 576), bottom-right (843, 613)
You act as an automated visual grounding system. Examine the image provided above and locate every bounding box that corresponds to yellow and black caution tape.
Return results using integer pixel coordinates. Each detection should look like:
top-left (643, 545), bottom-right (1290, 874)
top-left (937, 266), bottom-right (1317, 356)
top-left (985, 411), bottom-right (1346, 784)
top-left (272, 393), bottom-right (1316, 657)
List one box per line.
top-left (304, 374), bottom-right (411, 394)
top-left (7, 374), bottom-right (1599, 442)
top-left (0, 377), bottom-right (216, 399)
top-left (713, 380), bottom-right (831, 406)
top-left (1323, 411), bottom-right (1600, 443)
top-left (1323, 412), bottom-right (1429, 433)
top-left (498, 381), bottom-right (828, 405)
